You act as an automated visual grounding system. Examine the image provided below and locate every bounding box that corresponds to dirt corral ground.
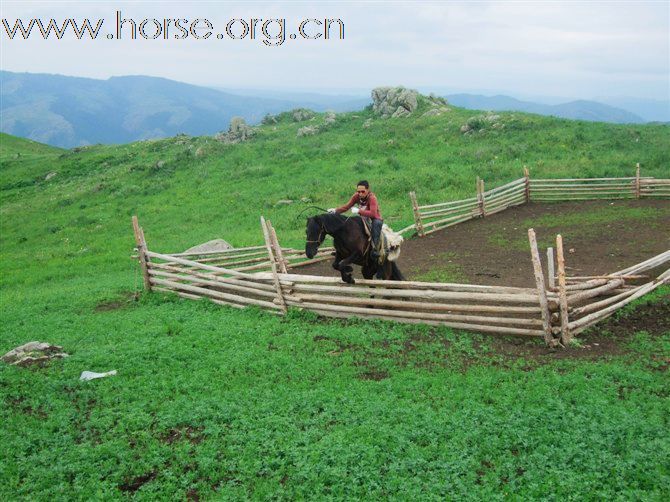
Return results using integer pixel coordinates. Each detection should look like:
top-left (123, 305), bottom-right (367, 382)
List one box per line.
top-left (298, 199), bottom-right (670, 288)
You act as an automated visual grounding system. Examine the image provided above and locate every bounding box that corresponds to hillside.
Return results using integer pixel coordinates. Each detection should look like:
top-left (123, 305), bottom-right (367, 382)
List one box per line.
top-left (2, 98), bottom-right (669, 279)
top-left (0, 72), bottom-right (306, 148)
top-left (1, 100), bottom-right (669, 499)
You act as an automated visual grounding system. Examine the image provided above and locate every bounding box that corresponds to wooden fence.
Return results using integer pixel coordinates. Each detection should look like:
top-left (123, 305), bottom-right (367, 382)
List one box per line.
top-left (132, 212), bottom-right (669, 347)
top-left (405, 165), bottom-right (670, 236)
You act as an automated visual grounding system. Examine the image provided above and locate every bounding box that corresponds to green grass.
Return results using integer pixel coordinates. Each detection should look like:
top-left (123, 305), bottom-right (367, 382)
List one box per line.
top-left (1, 103), bottom-right (669, 499)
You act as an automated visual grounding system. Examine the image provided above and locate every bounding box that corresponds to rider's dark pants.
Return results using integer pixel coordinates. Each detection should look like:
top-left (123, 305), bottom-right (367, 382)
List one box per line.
top-left (371, 218), bottom-right (383, 252)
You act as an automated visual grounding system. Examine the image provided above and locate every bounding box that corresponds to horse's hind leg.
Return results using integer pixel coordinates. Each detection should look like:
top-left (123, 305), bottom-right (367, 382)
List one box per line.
top-left (375, 261), bottom-right (390, 280)
top-left (362, 264), bottom-right (378, 308)
top-left (362, 263), bottom-right (376, 280)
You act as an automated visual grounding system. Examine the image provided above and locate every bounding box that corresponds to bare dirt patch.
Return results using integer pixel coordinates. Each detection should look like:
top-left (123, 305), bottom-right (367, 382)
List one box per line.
top-left (297, 199), bottom-right (670, 288)
top-left (118, 471), bottom-right (158, 493)
top-left (95, 291), bottom-right (139, 312)
top-left (159, 425), bottom-right (205, 445)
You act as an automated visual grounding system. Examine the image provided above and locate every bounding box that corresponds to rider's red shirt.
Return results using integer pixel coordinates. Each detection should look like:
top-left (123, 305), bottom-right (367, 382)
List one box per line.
top-left (336, 192), bottom-right (382, 219)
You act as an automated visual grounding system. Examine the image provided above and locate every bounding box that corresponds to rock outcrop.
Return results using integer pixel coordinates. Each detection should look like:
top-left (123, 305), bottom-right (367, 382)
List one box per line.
top-left (216, 117), bottom-right (255, 143)
top-left (460, 113), bottom-right (504, 134)
top-left (372, 87), bottom-right (419, 118)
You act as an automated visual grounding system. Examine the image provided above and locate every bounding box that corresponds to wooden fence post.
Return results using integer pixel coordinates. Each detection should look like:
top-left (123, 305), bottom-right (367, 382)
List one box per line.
top-left (409, 191), bottom-right (425, 237)
top-left (477, 177), bottom-right (487, 217)
top-left (523, 166), bottom-right (530, 203)
top-left (132, 215), bottom-right (152, 291)
top-left (547, 247), bottom-right (555, 290)
top-left (556, 235), bottom-right (571, 345)
top-left (635, 163), bottom-right (641, 199)
top-left (528, 228), bottom-right (556, 346)
top-left (260, 216), bottom-right (287, 313)
top-left (267, 220), bottom-right (288, 274)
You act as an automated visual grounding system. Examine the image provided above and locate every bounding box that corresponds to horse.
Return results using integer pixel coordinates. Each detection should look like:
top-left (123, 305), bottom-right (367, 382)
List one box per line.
top-left (305, 213), bottom-right (405, 284)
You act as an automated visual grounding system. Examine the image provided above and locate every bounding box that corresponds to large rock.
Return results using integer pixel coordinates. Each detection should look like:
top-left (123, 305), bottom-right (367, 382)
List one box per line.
top-left (216, 117), bottom-right (255, 144)
top-left (460, 113), bottom-right (503, 134)
top-left (292, 109), bottom-right (315, 122)
top-left (183, 239), bottom-right (233, 254)
top-left (2, 341), bottom-right (68, 367)
top-left (372, 87), bottom-right (419, 118)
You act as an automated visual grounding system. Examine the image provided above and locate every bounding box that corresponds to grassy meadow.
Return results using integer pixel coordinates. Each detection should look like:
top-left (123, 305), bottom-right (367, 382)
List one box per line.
top-left (1, 100), bottom-right (669, 499)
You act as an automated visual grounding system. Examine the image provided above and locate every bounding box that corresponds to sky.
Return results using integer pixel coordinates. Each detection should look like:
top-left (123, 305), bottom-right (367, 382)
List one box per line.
top-left (1, 1), bottom-right (668, 101)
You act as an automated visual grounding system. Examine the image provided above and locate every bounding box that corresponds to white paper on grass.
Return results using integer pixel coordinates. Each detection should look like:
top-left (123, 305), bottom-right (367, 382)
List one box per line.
top-left (80, 370), bottom-right (117, 381)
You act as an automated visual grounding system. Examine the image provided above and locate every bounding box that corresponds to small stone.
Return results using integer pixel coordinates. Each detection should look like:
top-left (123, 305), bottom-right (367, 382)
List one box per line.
top-left (2, 341), bottom-right (68, 367)
top-left (45, 172), bottom-right (57, 181)
top-left (297, 126), bottom-right (319, 137)
top-left (275, 199), bottom-right (294, 206)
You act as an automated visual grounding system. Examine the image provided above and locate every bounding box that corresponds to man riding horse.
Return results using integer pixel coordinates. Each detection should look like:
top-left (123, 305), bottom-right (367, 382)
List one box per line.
top-left (304, 180), bottom-right (403, 283)
top-left (328, 180), bottom-right (383, 260)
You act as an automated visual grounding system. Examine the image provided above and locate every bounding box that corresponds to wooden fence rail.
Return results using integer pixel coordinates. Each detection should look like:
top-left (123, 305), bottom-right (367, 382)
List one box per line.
top-left (402, 166), bottom-right (669, 236)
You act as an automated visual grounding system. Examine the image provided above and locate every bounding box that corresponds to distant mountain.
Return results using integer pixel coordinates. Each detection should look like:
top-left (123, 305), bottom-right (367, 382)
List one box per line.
top-left (0, 71), bottom-right (308, 148)
top-left (595, 96), bottom-right (670, 123)
top-left (445, 94), bottom-right (646, 124)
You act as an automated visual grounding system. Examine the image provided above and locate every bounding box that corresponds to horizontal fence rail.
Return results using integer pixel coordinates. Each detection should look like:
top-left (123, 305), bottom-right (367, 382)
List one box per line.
top-left (132, 165), bottom-right (669, 347)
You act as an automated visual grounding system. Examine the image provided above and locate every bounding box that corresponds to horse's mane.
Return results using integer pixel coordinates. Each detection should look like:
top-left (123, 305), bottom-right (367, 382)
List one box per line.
top-left (315, 213), bottom-right (350, 234)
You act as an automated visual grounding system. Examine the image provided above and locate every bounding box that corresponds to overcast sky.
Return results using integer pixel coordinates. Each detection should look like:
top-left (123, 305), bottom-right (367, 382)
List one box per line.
top-left (1, 1), bottom-right (668, 100)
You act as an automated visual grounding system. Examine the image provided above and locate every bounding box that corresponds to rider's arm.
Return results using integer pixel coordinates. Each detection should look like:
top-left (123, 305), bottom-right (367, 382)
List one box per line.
top-left (335, 194), bottom-right (357, 213)
top-left (358, 193), bottom-right (378, 218)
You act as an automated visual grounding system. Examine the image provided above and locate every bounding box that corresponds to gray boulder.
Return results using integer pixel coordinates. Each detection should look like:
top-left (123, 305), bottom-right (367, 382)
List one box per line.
top-left (297, 125), bottom-right (319, 137)
top-left (2, 341), bottom-right (68, 367)
top-left (372, 87), bottom-right (419, 118)
top-left (216, 117), bottom-right (255, 143)
top-left (292, 109), bottom-right (316, 122)
top-left (184, 239), bottom-right (233, 254)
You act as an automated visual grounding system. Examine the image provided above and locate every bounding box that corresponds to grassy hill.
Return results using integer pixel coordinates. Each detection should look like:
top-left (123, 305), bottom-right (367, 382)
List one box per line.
top-left (1, 104), bottom-right (669, 499)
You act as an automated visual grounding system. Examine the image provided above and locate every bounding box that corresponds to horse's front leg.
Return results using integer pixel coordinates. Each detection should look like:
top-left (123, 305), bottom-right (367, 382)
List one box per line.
top-left (338, 252), bottom-right (362, 284)
top-left (331, 251), bottom-right (342, 271)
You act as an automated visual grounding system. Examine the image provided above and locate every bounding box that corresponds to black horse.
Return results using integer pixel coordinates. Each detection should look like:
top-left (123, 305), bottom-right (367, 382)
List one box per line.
top-left (305, 213), bottom-right (404, 283)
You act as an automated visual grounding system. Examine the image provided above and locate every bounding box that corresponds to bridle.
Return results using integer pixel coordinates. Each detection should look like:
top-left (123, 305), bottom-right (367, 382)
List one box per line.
top-left (306, 224), bottom-right (326, 244)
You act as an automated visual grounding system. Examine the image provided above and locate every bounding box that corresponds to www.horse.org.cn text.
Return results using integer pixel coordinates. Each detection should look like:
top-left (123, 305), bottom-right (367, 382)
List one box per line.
top-left (2, 11), bottom-right (345, 46)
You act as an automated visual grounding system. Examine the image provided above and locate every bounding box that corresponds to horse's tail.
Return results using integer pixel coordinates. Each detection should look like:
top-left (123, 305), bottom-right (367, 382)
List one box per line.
top-left (390, 262), bottom-right (405, 281)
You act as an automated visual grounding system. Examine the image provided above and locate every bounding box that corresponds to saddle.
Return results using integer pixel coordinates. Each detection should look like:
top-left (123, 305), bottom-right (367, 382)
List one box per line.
top-left (361, 217), bottom-right (403, 263)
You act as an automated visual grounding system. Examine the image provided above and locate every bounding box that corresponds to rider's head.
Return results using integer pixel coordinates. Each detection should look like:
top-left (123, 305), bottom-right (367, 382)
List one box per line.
top-left (356, 180), bottom-right (370, 198)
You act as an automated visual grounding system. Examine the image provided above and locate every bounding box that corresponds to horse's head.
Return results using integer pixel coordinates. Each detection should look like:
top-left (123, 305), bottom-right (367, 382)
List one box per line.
top-left (305, 216), bottom-right (326, 258)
